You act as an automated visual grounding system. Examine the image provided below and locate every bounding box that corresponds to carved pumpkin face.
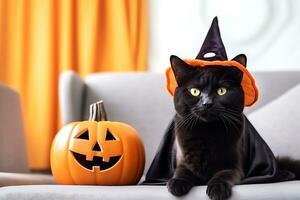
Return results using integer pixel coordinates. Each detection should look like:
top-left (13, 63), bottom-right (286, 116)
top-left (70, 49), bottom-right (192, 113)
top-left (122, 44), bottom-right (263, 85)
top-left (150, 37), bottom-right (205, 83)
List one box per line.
top-left (70, 123), bottom-right (122, 172)
top-left (51, 101), bottom-right (145, 185)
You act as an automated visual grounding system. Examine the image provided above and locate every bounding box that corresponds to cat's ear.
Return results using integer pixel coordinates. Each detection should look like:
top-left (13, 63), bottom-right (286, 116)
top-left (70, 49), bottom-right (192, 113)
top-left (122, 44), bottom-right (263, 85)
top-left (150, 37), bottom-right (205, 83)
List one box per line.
top-left (232, 54), bottom-right (247, 67)
top-left (170, 55), bottom-right (194, 86)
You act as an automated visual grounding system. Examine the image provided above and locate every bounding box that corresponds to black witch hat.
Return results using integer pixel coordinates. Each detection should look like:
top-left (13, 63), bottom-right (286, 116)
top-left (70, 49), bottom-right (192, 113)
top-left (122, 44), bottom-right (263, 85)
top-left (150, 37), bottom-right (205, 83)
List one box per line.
top-left (196, 17), bottom-right (227, 61)
top-left (166, 16), bottom-right (259, 107)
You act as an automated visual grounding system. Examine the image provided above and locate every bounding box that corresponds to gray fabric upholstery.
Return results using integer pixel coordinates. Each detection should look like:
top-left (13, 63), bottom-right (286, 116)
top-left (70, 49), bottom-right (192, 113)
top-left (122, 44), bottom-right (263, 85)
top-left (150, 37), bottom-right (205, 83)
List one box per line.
top-left (59, 71), bottom-right (85, 125)
top-left (248, 83), bottom-right (300, 160)
top-left (0, 84), bottom-right (28, 173)
top-left (0, 172), bottom-right (55, 186)
top-left (3, 71), bottom-right (300, 199)
top-left (0, 84), bottom-right (56, 186)
top-left (244, 71), bottom-right (300, 114)
top-left (58, 71), bottom-right (300, 174)
top-left (2, 181), bottom-right (300, 200)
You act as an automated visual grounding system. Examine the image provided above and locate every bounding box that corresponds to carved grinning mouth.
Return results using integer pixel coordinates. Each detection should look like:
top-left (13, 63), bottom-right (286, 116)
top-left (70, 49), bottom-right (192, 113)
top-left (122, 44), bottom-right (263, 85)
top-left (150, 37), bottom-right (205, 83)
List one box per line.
top-left (71, 151), bottom-right (121, 171)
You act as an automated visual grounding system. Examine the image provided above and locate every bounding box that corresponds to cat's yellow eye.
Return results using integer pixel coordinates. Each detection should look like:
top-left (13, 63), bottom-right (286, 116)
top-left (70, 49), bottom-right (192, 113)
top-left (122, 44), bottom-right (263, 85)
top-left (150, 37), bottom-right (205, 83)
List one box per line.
top-left (190, 88), bottom-right (201, 96)
top-left (217, 87), bottom-right (227, 96)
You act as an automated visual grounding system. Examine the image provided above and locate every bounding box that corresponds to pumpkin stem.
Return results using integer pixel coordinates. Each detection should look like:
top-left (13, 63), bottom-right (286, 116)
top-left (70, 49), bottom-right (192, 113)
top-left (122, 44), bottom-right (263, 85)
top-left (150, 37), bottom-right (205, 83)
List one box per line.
top-left (89, 100), bottom-right (108, 121)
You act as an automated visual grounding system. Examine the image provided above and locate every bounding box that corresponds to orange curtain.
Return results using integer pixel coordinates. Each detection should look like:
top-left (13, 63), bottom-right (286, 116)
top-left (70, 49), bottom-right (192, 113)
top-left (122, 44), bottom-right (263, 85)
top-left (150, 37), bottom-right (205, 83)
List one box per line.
top-left (0, 0), bottom-right (148, 170)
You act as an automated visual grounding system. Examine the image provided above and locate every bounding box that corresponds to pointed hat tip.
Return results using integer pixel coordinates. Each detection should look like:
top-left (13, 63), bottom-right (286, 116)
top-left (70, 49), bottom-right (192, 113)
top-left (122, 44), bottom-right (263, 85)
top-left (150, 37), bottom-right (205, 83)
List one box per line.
top-left (196, 16), bottom-right (227, 61)
top-left (212, 16), bottom-right (219, 26)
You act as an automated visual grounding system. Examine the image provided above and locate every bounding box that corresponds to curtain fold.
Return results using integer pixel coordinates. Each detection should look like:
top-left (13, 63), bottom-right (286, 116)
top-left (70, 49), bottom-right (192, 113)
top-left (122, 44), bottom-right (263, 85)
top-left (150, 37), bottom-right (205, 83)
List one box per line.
top-left (0, 0), bottom-right (148, 170)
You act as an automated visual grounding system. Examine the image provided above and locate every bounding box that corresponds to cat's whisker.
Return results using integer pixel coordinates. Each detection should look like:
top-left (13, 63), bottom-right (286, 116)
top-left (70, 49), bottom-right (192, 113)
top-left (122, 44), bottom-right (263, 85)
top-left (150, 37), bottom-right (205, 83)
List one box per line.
top-left (176, 113), bottom-right (194, 130)
top-left (223, 113), bottom-right (242, 124)
top-left (224, 111), bottom-right (241, 118)
top-left (191, 116), bottom-right (199, 129)
top-left (175, 106), bottom-right (243, 135)
top-left (216, 115), bottom-right (229, 134)
top-left (221, 114), bottom-right (241, 133)
top-left (215, 107), bottom-right (241, 117)
top-left (176, 111), bottom-right (203, 131)
top-left (221, 116), bottom-right (235, 134)
top-left (187, 115), bottom-right (198, 129)
top-left (215, 107), bottom-right (241, 113)
top-left (214, 108), bottom-right (242, 124)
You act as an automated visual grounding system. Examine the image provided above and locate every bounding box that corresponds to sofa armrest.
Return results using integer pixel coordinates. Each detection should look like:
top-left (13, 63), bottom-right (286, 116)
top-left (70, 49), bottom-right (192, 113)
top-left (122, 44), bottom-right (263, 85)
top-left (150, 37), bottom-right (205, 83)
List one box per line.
top-left (0, 172), bottom-right (55, 186)
top-left (0, 84), bottom-right (29, 173)
top-left (59, 71), bottom-right (85, 125)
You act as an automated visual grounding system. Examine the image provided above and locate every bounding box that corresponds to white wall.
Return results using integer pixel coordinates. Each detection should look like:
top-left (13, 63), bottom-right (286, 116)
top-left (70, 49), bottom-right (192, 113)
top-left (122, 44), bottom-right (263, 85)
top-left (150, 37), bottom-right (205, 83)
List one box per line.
top-left (149, 0), bottom-right (300, 72)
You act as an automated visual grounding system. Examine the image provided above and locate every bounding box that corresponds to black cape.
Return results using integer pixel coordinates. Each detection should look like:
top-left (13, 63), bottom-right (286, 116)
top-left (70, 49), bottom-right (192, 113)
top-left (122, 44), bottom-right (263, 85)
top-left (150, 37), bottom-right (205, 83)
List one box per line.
top-left (142, 115), bottom-right (295, 185)
top-left (143, 17), bottom-right (294, 185)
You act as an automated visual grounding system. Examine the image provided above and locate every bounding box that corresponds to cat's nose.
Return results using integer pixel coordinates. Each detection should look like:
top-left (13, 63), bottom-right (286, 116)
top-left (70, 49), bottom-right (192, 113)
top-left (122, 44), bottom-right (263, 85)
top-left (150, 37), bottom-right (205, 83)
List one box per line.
top-left (200, 93), bottom-right (213, 109)
top-left (202, 97), bottom-right (213, 109)
top-left (202, 102), bottom-right (213, 109)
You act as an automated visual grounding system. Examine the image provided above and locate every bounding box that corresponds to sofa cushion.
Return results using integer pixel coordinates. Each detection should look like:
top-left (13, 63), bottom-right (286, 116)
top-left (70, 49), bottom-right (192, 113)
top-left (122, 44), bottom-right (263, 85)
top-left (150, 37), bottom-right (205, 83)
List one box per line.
top-left (248, 83), bottom-right (300, 159)
top-left (1, 181), bottom-right (300, 200)
top-left (244, 71), bottom-right (300, 114)
top-left (0, 172), bottom-right (55, 186)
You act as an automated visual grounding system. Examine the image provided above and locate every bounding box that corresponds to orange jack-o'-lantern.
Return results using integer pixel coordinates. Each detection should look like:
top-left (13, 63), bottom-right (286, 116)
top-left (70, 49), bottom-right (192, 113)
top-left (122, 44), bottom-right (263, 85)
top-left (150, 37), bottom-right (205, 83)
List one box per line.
top-left (51, 101), bottom-right (145, 185)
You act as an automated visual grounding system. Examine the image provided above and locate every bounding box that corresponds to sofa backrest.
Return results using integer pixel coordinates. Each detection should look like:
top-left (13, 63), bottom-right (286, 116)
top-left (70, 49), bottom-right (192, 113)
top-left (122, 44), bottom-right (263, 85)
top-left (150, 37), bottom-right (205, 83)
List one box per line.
top-left (59, 71), bottom-right (300, 173)
top-left (0, 84), bottom-right (29, 173)
top-left (84, 73), bottom-right (174, 173)
top-left (244, 71), bottom-right (300, 114)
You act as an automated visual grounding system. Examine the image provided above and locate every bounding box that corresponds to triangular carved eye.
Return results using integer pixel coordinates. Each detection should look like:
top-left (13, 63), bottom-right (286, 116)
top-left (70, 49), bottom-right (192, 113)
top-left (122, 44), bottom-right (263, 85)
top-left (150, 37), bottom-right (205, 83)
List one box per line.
top-left (105, 129), bottom-right (116, 141)
top-left (77, 130), bottom-right (89, 140)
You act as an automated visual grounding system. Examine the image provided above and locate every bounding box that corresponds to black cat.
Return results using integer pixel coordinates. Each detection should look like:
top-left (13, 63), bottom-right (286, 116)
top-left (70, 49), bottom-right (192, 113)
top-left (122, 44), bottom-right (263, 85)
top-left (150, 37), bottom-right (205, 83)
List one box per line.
top-left (166, 54), bottom-right (300, 200)
top-left (142, 17), bottom-right (300, 200)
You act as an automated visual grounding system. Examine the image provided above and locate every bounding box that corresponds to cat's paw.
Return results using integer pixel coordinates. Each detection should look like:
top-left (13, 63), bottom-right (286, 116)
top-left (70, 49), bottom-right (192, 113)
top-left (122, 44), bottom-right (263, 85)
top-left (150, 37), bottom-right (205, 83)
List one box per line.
top-left (167, 178), bottom-right (193, 196)
top-left (206, 179), bottom-right (232, 200)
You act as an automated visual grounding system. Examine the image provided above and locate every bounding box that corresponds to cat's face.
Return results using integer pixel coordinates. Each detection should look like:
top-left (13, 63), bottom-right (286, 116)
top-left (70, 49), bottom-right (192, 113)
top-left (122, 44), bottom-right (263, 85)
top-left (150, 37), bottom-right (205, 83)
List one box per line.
top-left (171, 55), bottom-right (246, 122)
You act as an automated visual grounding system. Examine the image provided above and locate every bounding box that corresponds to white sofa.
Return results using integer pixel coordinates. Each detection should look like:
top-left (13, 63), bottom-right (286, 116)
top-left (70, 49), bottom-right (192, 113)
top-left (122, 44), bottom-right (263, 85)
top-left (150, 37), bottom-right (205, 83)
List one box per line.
top-left (0, 83), bottom-right (55, 188)
top-left (1, 71), bottom-right (300, 199)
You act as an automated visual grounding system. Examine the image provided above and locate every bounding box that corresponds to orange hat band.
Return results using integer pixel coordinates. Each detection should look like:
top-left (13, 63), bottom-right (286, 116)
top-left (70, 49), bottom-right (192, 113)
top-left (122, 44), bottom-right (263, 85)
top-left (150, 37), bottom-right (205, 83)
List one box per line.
top-left (165, 59), bottom-right (259, 107)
